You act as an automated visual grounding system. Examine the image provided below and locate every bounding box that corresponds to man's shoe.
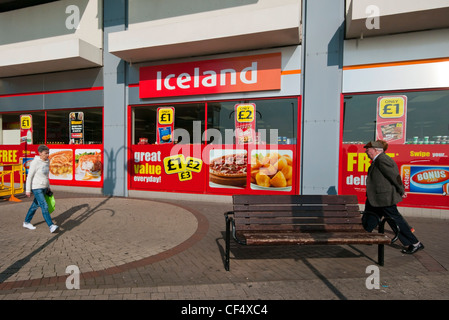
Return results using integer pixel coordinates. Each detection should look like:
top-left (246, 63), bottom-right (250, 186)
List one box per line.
top-left (401, 243), bottom-right (424, 254)
top-left (23, 222), bottom-right (36, 230)
top-left (50, 225), bottom-right (58, 233)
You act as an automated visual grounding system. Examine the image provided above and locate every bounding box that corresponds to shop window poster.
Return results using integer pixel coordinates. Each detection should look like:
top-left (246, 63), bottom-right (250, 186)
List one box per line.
top-left (49, 149), bottom-right (73, 180)
top-left (69, 112), bottom-right (84, 145)
top-left (376, 96), bottom-right (407, 144)
top-left (209, 149), bottom-right (247, 189)
top-left (75, 149), bottom-right (102, 182)
top-left (250, 149), bottom-right (293, 191)
top-left (208, 148), bottom-right (294, 192)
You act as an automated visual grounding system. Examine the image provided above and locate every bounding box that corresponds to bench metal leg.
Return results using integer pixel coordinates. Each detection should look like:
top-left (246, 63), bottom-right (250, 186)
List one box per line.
top-left (378, 244), bottom-right (384, 266)
top-left (225, 216), bottom-right (231, 271)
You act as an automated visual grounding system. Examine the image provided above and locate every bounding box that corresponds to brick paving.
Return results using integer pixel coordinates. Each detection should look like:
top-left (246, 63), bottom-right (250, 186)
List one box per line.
top-left (1, 191), bottom-right (449, 305)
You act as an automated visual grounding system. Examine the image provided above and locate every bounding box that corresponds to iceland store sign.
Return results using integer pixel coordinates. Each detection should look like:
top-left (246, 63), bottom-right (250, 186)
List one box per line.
top-left (139, 53), bottom-right (281, 98)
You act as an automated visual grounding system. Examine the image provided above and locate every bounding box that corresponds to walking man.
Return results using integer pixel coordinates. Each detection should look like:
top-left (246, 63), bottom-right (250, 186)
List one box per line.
top-left (362, 140), bottom-right (424, 254)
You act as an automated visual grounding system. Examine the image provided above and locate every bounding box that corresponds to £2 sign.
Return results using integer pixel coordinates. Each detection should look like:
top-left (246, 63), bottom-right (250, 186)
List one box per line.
top-left (139, 53), bottom-right (281, 98)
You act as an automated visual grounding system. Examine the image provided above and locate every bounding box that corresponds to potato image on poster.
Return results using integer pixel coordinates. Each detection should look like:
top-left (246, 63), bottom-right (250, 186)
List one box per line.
top-left (250, 150), bottom-right (293, 191)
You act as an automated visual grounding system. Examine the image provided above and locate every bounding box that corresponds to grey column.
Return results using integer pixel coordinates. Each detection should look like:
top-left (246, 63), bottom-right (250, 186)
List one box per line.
top-left (300, 0), bottom-right (345, 195)
top-left (103, 0), bottom-right (127, 197)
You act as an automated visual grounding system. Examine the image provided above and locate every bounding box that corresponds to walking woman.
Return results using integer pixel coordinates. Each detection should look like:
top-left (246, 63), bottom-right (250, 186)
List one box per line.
top-left (23, 145), bottom-right (58, 233)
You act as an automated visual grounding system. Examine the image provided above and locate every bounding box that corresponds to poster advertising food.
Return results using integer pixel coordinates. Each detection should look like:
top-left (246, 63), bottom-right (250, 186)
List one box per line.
top-left (340, 143), bottom-right (449, 209)
top-left (250, 149), bottom-right (293, 191)
top-left (234, 103), bottom-right (256, 144)
top-left (130, 144), bottom-right (205, 193)
top-left (157, 107), bottom-right (174, 144)
top-left (69, 112), bottom-right (84, 144)
top-left (49, 149), bottom-right (73, 180)
top-left (75, 149), bottom-right (102, 182)
top-left (209, 149), bottom-right (247, 189)
top-left (376, 96), bottom-right (407, 144)
top-left (20, 114), bottom-right (33, 145)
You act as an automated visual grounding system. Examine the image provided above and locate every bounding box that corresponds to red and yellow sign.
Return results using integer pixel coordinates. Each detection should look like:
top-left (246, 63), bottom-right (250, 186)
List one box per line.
top-left (376, 96), bottom-right (407, 144)
top-left (156, 107), bottom-right (174, 144)
top-left (20, 114), bottom-right (33, 145)
top-left (235, 103), bottom-right (256, 144)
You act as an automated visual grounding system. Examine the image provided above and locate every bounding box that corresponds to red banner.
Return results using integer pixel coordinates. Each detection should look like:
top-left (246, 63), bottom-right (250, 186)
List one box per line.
top-left (129, 144), bottom-right (298, 195)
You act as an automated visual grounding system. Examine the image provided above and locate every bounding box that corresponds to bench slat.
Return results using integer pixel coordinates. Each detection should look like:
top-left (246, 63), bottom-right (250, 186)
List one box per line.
top-left (235, 223), bottom-right (365, 232)
top-left (233, 194), bottom-right (359, 205)
top-left (234, 216), bottom-right (363, 225)
top-left (233, 204), bottom-right (360, 213)
top-left (239, 231), bottom-right (391, 245)
top-left (234, 210), bottom-right (360, 218)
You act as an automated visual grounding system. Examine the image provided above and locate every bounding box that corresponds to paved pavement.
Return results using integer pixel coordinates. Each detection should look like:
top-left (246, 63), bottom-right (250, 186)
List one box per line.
top-left (1, 191), bottom-right (449, 308)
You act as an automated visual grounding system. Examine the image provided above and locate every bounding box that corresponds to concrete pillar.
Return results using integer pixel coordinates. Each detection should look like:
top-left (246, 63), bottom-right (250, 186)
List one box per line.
top-left (103, 0), bottom-right (128, 196)
top-left (301, 0), bottom-right (345, 195)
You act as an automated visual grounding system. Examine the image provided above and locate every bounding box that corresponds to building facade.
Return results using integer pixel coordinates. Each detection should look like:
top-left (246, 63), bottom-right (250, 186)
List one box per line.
top-left (1, 0), bottom-right (448, 217)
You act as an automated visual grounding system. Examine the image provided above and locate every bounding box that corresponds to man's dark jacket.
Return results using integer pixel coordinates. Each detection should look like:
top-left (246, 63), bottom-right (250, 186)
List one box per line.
top-left (366, 152), bottom-right (404, 207)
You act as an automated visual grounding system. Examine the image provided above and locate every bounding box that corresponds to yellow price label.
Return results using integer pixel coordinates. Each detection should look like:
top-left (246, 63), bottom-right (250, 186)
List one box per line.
top-left (185, 157), bottom-right (202, 173)
top-left (158, 108), bottom-right (174, 125)
top-left (20, 115), bottom-right (32, 129)
top-left (163, 155), bottom-right (186, 174)
top-left (378, 97), bottom-right (405, 118)
top-left (236, 104), bottom-right (255, 123)
top-left (178, 170), bottom-right (193, 181)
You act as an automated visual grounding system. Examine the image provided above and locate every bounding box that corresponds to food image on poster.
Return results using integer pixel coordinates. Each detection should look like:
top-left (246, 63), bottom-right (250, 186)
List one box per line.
top-left (379, 122), bottom-right (403, 142)
top-left (209, 149), bottom-right (247, 188)
top-left (250, 150), bottom-right (293, 191)
top-left (49, 149), bottom-right (73, 180)
top-left (75, 149), bottom-right (102, 181)
top-left (158, 127), bottom-right (172, 144)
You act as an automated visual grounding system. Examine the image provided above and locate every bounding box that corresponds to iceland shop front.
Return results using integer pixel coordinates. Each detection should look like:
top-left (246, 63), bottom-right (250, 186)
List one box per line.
top-left (127, 49), bottom-right (302, 196)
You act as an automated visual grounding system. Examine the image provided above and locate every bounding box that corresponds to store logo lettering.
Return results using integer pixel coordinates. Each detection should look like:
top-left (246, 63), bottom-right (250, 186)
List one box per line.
top-left (156, 63), bottom-right (257, 91)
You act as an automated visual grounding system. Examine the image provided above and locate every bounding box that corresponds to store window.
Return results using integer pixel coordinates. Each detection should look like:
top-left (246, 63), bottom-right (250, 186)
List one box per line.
top-left (0, 112), bottom-right (45, 145)
top-left (343, 90), bottom-right (449, 144)
top-left (47, 109), bottom-right (103, 145)
top-left (0, 108), bottom-right (103, 145)
top-left (131, 98), bottom-right (298, 145)
top-left (132, 103), bottom-right (206, 145)
top-left (207, 98), bottom-right (298, 145)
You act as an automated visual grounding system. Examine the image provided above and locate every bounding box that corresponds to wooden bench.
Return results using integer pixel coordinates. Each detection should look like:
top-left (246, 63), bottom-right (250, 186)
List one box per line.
top-left (224, 194), bottom-right (398, 271)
